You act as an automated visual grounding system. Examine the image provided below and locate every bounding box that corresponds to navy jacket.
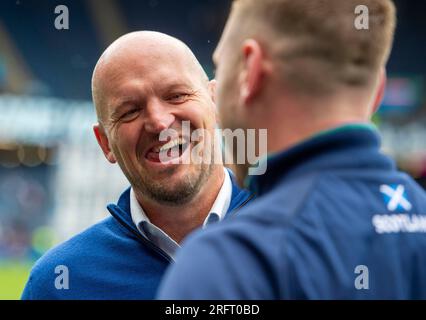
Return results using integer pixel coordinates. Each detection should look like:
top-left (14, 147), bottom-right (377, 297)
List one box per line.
top-left (21, 172), bottom-right (252, 300)
top-left (158, 125), bottom-right (426, 299)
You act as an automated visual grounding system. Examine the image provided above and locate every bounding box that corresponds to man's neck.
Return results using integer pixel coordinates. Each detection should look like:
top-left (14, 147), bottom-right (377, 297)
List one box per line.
top-left (134, 166), bottom-right (225, 244)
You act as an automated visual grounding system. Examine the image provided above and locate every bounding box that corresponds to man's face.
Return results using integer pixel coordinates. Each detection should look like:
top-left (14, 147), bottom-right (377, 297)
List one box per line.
top-left (213, 14), bottom-right (243, 133)
top-left (98, 48), bottom-right (217, 205)
top-left (214, 14), bottom-right (251, 179)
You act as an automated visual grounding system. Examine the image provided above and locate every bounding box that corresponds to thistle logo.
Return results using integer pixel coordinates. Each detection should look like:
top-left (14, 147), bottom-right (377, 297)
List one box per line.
top-left (380, 184), bottom-right (412, 212)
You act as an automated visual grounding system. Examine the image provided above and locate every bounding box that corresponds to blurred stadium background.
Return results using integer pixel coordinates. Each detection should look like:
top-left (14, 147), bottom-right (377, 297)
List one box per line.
top-left (0, 0), bottom-right (425, 299)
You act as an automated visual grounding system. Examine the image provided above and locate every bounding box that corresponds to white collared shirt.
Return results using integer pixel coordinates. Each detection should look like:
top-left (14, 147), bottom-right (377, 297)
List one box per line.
top-left (130, 168), bottom-right (232, 260)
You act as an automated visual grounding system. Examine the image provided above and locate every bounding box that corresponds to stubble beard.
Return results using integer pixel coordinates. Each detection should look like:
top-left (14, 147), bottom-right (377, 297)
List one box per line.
top-left (128, 142), bottom-right (216, 206)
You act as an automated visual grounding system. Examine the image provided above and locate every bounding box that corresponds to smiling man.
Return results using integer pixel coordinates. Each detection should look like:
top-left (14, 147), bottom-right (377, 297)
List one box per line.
top-left (21, 31), bottom-right (251, 300)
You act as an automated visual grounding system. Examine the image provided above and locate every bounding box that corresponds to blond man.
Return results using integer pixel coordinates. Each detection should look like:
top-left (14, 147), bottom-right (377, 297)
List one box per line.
top-left (159, 0), bottom-right (426, 299)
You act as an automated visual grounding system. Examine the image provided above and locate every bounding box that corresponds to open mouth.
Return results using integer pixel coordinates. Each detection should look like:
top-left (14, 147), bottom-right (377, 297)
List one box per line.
top-left (145, 137), bottom-right (190, 163)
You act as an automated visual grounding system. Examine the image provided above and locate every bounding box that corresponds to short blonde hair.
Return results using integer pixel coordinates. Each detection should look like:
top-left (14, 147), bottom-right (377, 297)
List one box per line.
top-left (231, 0), bottom-right (396, 95)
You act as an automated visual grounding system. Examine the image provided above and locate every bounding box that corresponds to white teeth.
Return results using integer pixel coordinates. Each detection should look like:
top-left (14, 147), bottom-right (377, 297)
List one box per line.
top-left (156, 138), bottom-right (186, 152)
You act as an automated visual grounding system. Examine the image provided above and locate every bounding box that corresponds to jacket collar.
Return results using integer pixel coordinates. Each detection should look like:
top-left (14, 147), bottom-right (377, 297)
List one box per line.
top-left (247, 124), bottom-right (395, 196)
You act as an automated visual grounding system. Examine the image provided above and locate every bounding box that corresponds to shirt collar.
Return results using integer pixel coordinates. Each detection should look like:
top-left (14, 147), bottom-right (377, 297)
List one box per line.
top-left (247, 123), bottom-right (392, 196)
top-left (202, 167), bottom-right (232, 227)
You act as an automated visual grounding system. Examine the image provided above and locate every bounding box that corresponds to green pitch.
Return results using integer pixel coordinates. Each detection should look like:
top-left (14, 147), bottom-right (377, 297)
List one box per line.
top-left (0, 261), bottom-right (32, 300)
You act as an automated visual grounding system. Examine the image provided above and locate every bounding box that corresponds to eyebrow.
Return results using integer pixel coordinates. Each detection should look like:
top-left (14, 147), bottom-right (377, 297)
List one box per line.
top-left (155, 82), bottom-right (198, 97)
top-left (163, 80), bottom-right (194, 90)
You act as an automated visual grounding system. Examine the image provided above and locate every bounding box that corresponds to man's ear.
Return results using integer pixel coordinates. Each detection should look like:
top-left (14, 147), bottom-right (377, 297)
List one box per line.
top-left (93, 124), bottom-right (117, 163)
top-left (372, 68), bottom-right (387, 114)
top-left (239, 39), bottom-right (264, 106)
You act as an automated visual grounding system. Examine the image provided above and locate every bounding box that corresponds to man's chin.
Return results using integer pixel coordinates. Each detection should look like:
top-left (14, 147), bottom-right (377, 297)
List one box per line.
top-left (142, 179), bottom-right (200, 206)
top-left (137, 166), bottom-right (205, 204)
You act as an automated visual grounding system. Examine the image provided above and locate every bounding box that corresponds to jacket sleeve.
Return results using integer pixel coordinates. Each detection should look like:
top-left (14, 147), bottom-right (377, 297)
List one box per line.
top-left (21, 276), bottom-right (33, 300)
top-left (20, 257), bottom-right (59, 300)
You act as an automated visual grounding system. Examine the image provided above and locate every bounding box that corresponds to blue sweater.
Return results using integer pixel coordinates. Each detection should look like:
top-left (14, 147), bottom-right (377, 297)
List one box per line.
top-left (158, 125), bottom-right (426, 299)
top-left (21, 172), bottom-right (252, 300)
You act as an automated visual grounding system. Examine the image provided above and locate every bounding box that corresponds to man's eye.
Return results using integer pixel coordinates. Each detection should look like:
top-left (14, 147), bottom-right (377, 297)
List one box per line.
top-left (120, 108), bottom-right (139, 120)
top-left (168, 93), bottom-right (190, 103)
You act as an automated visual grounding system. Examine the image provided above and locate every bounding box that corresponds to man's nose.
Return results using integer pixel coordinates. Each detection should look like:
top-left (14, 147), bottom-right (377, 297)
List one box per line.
top-left (143, 99), bottom-right (175, 134)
